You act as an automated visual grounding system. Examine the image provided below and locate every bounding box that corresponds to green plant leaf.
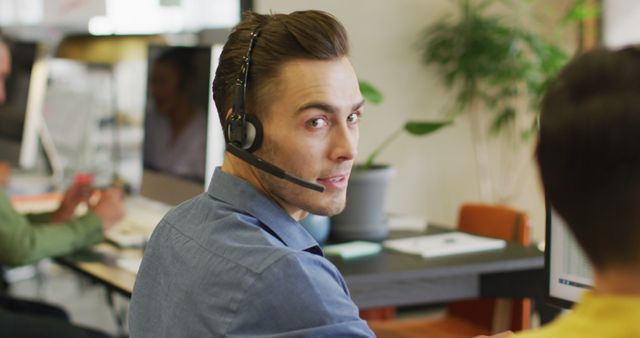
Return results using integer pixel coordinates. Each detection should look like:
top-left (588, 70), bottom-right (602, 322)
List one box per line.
top-left (564, 0), bottom-right (600, 23)
top-left (404, 121), bottom-right (453, 135)
top-left (359, 80), bottom-right (383, 105)
top-left (490, 106), bottom-right (516, 135)
top-left (362, 126), bottom-right (403, 170)
top-left (418, 0), bottom-right (570, 138)
top-left (361, 120), bottom-right (452, 169)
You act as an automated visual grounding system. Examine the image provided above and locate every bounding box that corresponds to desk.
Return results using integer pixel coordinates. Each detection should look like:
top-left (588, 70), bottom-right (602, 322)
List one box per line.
top-left (334, 228), bottom-right (544, 309)
top-left (57, 226), bottom-right (544, 310)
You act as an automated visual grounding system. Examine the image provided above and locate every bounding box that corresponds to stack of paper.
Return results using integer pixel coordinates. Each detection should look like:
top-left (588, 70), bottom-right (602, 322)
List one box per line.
top-left (383, 232), bottom-right (506, 258)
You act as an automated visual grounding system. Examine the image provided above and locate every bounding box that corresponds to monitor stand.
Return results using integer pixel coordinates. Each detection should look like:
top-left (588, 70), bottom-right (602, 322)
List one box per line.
top-left (6, 124), bottom-right (64, 196)
top-left (39, 122), bottom-right (64, 190)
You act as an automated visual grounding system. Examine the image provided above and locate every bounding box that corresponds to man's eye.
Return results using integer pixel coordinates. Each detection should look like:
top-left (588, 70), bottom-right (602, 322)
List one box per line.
top-left (347, 112), bottom-right (360, 124)
top-left (307, 118), bottom-right (328, 129)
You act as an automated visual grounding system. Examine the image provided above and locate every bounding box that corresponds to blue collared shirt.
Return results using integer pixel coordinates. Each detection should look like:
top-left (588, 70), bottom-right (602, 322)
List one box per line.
top-left (129, 168), bottom-right (375, 337)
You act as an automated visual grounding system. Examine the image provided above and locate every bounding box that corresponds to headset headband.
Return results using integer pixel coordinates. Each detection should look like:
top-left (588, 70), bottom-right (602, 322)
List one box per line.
top-left (232, 29), bottom-right (261, 123)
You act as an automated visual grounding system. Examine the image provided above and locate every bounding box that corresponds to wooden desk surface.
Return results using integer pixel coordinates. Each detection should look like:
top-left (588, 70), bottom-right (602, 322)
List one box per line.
top-left (57, 243), bottom-right (140, 297)
top-left (57, 226), bottom-right (544, 308)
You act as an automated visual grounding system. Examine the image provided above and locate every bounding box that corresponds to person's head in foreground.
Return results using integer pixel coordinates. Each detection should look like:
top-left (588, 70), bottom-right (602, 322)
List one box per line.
top-left (479, 46), bottom-right (640, 338)
top-left (537, 46), bottom-right (640, 286)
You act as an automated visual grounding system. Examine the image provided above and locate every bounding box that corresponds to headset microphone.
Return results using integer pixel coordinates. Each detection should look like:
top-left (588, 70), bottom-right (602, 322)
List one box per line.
top-left (225, 28), bottom-right (325, 193)
top-left (226, 143), bottom-right (325, 192)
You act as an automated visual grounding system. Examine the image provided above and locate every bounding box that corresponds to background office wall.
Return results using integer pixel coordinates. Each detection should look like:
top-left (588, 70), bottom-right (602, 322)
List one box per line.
top-left (255, 0), bottom-right (575, 242)
top-left (604, 0), bottom-right (640, 47)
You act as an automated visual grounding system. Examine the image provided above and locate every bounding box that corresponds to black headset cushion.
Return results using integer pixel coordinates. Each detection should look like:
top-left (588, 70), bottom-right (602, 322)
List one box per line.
top-left (225, 113), bottom-right (263, 153)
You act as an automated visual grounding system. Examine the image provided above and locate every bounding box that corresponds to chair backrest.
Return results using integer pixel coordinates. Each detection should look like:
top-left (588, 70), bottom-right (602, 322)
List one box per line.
top-left (457, 203), bottom-right (530, 246)
top-left (447, 203), bottom-right (531, 332)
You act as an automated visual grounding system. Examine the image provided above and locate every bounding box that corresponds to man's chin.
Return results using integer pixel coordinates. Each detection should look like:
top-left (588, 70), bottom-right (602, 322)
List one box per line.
top-left (308, 201), bottom-right (346, 217)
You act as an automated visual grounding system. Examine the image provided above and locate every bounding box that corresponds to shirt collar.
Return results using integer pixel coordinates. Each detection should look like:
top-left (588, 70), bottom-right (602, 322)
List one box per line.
top-left (207, 167), bottom-right (321, 253)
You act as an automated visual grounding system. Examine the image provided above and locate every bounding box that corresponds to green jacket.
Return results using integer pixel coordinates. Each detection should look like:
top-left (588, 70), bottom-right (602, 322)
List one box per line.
top-left (0, 189), bottom-right (103, 267)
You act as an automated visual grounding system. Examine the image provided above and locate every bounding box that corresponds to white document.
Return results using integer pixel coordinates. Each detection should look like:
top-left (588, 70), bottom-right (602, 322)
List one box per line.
top-left (105, 195), bottom-right (171, 248)
top-left (383, 232), bottom-right (506, 258)
top-left (116, 257), bottom-right (143, 274)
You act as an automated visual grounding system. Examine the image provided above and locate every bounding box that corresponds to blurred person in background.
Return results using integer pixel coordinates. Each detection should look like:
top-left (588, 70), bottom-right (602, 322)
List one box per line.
top-left (143, 47), bottom-right (207, 182)
top-left (0, 35), bottom-right (123, 338)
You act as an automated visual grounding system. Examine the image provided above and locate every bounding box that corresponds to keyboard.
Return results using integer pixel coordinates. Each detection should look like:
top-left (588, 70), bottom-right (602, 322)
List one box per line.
top-left (105, 196), bottom-right (172, 248)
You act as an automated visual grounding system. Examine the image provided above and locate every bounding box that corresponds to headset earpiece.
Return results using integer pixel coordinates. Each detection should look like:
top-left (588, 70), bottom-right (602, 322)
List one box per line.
top-left (225, 113), bottom-right (263, 153)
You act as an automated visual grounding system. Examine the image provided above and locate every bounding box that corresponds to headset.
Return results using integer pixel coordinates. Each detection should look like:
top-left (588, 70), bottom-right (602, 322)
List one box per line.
top-left (224, 29), bottom-right (325, 193)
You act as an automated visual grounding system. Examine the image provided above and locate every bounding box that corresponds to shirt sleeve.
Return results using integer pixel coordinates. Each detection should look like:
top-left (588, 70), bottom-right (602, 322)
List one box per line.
top-left (24, 211), bottom-right (54, 224)
top-left (0, 190), bottom-right (104, 267)
top-left (226, 251), bottom-right (375, 338)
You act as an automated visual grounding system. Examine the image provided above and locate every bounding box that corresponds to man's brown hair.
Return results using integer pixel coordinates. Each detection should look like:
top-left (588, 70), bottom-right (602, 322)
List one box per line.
top-left (211, 10), bottom-right (350, 127)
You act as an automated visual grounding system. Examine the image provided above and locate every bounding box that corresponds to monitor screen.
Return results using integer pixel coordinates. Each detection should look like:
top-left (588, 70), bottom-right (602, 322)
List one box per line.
top-left (141, 45), bottom-right (223, 205)
top-left (0, 41), bottom-right (46, 169)
top-left (545, 203), bottom-right (594, 309)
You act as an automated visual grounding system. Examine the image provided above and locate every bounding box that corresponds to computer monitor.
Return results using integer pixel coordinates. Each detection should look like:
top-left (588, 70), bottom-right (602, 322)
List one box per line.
top-left (545, 203), bottom-right (594, 309)
top-left (0, 41), bottom-right (47, 169)
top-left (141, 45), bottom-right (224, 205)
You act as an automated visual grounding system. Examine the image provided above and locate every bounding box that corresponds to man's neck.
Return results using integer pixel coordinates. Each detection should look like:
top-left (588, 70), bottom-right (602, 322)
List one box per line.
top-left (221, 155), bottom-right (307, 221)
top-left (594, 267), bottom-right (640, 296)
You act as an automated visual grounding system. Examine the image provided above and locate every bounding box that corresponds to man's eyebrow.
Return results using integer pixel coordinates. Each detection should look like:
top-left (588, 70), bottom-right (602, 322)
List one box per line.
top-left (296, 102), bottom-right (338, 115)
top-left (352, 99), bottom-right (365, 112)
top-left (296, 99), bottom-right (365, 115)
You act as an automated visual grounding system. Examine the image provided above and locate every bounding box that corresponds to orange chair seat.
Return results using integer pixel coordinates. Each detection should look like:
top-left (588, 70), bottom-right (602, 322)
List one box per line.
top-left (369, 315), bottom-right (491, 338)
top-left (367, 203), bottom-right (532, 337)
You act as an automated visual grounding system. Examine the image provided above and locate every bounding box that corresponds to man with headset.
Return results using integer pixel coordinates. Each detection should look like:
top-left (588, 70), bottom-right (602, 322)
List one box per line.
top-left (130, 10), bottom-right (374, 337)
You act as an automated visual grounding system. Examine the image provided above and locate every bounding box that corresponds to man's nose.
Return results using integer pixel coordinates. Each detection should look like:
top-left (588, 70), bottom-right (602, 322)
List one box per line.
top-left (329, 123), bottom-right (358, 162)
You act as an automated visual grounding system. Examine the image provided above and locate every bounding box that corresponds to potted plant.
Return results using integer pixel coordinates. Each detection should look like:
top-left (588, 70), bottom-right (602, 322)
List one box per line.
top-left (417, 0), bottom-right (577, 202)
top-left (330, 81), bottom-right (451, 241)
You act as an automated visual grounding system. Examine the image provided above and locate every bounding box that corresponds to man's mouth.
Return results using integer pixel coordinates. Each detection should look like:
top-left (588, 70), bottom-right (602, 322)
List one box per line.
top-left (317, 174), bottom-right (349, 189)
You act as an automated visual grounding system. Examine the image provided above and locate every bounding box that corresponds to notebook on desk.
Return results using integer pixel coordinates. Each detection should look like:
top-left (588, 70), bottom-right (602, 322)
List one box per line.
top-left (383, 231), bottom-right (506, 258)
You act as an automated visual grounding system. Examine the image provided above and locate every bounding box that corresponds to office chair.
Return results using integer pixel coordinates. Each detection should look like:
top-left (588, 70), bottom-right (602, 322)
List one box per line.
top-left (368, 203), bottom-right (532, 338)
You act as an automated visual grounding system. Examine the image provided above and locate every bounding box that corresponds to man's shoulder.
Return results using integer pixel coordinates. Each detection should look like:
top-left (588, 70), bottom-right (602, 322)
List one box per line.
top-left (147, 194), bottom-right (298, 273)
top-left (223, 249), bottom-right (369, 336)
top-left (254, 249), bottom-right (346, 293)
top-left (161, 193), bottom-right (219, 224)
